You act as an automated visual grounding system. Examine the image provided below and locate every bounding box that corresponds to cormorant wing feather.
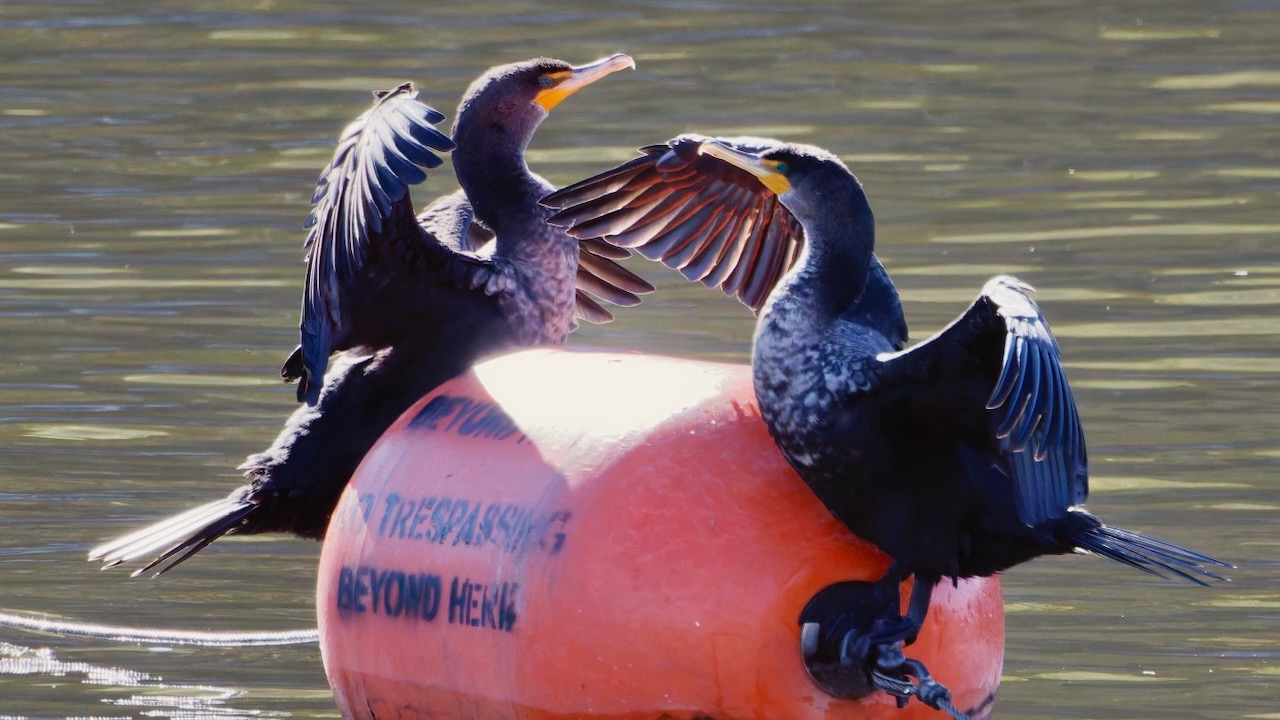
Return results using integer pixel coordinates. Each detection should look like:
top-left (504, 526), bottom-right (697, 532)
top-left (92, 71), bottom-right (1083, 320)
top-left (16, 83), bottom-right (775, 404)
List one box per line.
top-left (543, 134), bottom-right (903, 338)
top-left (572, 244), bottom-right (655, 323)
top-left (858, 257), bottom-right (910, 352)
top-left (542, 134), bottom-right (804, 313)
top-left (297, 83), bottom-right (454, 405)
top-left (873, 276), bottom-right (1087, 526)
top-left (424, 191), bottom-right (654, 325)
top-left (418, 189), bottom-right (496, 255)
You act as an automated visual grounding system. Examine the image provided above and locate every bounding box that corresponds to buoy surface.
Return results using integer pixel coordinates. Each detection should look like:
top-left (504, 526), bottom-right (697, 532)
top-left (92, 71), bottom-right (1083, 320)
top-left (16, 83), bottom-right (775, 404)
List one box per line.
top-left (318, 349), bottom-right (1003, 720)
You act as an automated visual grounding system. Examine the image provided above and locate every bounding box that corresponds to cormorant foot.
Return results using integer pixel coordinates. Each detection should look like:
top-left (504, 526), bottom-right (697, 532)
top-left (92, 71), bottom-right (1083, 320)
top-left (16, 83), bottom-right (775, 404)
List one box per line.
top-left (869, 643), bottom-right (970, 720)
top-left (798, 579), bottom-right (967, 717)
top-left (798, 579), bottom-right (921, 699)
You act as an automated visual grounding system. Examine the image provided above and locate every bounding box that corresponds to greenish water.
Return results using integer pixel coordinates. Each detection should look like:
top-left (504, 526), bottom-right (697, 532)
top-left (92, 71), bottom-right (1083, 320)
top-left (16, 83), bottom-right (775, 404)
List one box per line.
top-left (1, 1), bottom-right (1277, 717)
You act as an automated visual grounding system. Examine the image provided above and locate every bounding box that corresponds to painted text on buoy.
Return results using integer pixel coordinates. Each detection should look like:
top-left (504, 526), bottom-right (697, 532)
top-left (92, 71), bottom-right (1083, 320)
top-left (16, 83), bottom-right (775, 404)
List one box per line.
top-left (317, 349), bottom-right (1004, 719)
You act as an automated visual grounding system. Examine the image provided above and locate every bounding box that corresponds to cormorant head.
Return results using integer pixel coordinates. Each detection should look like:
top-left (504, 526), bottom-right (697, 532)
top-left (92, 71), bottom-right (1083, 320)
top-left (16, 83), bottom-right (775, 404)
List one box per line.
top-left (697, 141), bottom-right (868, 229)
top-left (453, 54), bottom-right (635, 151)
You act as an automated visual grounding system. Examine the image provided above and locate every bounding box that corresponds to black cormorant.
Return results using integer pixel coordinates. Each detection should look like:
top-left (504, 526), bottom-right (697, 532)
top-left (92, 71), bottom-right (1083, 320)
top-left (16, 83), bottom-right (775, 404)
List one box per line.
top-left (90, 55), bottom-right (648, 575)
top-left (543, 134), bottom-right (1229, 704)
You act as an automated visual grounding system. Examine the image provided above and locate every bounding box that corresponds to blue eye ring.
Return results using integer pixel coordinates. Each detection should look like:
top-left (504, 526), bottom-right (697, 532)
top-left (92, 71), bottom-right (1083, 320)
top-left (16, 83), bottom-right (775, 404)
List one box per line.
top-left (538, 75), bottom-right (555, 88)
top-left (775, 161), bottom-right (790, 174)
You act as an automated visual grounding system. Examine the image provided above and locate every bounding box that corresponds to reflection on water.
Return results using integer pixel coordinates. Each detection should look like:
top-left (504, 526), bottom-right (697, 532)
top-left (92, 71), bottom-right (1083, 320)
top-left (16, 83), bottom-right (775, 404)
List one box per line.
top-left (1, 0), bottom-right (1278, 718)
top-left (0, 640), bottom-right (289, 719)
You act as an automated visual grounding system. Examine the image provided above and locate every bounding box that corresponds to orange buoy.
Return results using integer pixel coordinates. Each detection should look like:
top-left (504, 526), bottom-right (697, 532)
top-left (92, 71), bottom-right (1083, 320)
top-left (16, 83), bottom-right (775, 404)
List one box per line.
top-left (317, 349), bottom-right (1004, 720)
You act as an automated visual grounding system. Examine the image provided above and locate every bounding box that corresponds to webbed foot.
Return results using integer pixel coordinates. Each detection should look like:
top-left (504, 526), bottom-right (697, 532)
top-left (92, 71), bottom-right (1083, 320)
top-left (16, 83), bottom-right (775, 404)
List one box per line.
top-left (798, 579), bottom-right (968, 719)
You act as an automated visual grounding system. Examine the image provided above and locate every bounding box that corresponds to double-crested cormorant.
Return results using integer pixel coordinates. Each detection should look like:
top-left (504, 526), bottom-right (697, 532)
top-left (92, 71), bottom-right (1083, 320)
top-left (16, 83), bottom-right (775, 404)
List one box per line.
top-left (544, 135), bottom-right (1229, 702)
top-left (90, 55), bottom-right (647, 575)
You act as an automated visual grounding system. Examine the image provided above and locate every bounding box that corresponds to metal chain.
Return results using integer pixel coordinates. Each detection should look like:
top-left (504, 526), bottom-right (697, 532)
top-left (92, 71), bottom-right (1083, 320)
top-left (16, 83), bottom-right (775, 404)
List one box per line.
top-left (870, 645), bottom-right (971, 720)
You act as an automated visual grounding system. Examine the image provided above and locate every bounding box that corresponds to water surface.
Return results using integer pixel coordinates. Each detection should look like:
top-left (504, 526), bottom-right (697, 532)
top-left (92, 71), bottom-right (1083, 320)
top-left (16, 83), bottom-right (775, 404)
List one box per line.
top-left (1, 1), bottom-right (1277, 718)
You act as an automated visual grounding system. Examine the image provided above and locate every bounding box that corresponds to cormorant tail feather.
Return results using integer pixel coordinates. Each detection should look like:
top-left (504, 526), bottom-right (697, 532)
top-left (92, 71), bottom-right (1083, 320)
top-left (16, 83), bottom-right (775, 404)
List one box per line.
top-left (88, 492), bottom-right (256, 577)
top-left (1071, 523), bottom-right (1231, 586)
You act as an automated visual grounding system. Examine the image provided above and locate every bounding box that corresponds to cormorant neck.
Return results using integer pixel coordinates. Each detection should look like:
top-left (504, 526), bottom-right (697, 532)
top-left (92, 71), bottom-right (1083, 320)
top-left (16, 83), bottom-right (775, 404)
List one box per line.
top-left (785, 192), bottom-right (876, 324)
top-left (451, 113), bottom-right (545, 234)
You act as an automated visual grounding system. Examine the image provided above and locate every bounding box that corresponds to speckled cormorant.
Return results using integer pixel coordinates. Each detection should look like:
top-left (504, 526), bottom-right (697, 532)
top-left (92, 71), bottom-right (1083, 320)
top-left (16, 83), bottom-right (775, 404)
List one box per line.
top-left (90, 54), bottom-right (648, 575)
top-left (543, 135), bottom-right (1229, 701)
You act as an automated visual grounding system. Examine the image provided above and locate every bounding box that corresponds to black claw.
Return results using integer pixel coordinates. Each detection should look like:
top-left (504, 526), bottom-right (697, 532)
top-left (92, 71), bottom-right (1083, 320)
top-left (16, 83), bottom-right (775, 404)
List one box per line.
top-left (875, 642), bottom-right (906, 673)
top-left (870, 652), bottom-right (971, 720)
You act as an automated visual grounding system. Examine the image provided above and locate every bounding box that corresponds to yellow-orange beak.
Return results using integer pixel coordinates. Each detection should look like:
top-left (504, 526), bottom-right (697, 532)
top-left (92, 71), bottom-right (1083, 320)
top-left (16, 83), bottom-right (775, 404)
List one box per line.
top-left (533, 53), bottom-right (635, 112)
top-left (698, 142), bottom-right (793, 196)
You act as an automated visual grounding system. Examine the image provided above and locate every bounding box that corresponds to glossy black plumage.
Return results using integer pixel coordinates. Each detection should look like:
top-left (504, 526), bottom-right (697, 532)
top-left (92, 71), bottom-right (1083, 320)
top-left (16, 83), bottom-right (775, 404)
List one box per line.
top-left (90, 55), bottom-right (648, 576)
top-left (545, 136), bottom-right (1228, 663)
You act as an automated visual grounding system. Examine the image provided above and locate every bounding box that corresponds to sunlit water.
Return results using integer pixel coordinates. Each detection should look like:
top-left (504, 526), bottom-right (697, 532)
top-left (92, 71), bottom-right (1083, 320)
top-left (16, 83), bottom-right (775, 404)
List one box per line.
top-left (1, 1), bottom-right (1277, 718)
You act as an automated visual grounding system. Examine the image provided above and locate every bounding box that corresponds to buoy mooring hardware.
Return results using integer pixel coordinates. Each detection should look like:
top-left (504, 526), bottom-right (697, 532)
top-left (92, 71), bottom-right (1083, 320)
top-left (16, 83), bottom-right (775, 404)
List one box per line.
top-left (317, 349), bottom-right (1004, 720)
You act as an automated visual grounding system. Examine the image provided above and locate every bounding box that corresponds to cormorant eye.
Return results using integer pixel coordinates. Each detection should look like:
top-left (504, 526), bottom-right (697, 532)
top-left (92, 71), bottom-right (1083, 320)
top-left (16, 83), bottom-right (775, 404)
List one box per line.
top-left (775, 161), bottom-right (790, 175)
top-left (538, 75), bottom-right (555, 89)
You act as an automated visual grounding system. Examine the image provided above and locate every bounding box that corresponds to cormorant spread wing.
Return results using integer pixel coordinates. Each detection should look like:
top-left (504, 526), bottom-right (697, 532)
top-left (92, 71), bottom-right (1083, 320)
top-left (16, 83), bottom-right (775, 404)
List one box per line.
top-left (294, 83), bottom-right (457, 404)
top-left (543, 134), bottom-right (907, 346)
top-left (872, 276), bottom-right (1088, 526)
